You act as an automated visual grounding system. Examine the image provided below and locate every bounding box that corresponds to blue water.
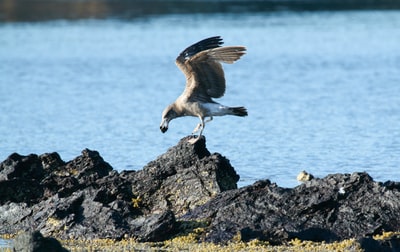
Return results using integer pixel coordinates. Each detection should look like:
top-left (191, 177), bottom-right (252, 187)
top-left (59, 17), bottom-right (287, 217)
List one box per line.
top-left (0, 238), bottom-right (11, 249)
top-left (1, 11), bottom-right (400, 187)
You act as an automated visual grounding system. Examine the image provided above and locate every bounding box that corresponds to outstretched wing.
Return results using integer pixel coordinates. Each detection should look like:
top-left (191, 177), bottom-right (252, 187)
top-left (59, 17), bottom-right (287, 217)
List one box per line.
top-left (176, 36), bottom-right (223, 66)
top-left (176, 36), bottom-right (246, 102)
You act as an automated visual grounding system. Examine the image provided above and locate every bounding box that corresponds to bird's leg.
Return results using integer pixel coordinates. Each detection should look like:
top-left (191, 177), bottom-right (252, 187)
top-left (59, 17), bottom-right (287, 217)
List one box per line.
top-left (198, 118), bottom-right (205, 137)
top-left (189, 116), bottom-right (205, 144)
top-left (204, 116), bottom-right (213, 123)
top-left (192, 116), bottom-right (212, 134)
top-left (192, 123), bottom-right (202, 134)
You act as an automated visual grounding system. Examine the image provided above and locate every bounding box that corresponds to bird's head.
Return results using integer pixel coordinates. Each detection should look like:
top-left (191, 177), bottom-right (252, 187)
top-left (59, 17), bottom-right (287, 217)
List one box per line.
top-left (160, 104), bottom-right (178, 133)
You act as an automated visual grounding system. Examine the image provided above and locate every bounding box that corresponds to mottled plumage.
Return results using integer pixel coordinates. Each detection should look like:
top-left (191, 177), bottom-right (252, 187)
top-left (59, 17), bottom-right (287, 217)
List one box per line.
top-left (160, 36), bottom-right (248, 142)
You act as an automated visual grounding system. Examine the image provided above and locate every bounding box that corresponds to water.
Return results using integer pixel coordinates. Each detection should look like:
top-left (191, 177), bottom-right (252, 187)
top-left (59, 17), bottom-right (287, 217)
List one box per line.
top-left (1, 11), bottom-right (400, 188)
top-left (0, 238), bottom-right (11, 249)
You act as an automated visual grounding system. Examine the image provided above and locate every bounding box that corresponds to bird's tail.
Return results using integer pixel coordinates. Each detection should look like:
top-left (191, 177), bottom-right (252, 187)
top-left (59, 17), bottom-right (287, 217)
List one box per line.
top-left (230, 107), bottom-right (248, 117)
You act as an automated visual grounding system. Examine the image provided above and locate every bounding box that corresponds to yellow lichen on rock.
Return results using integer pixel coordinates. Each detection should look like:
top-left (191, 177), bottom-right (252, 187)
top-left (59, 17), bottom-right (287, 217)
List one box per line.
top-left (0, 234), bottom-right (366, 252)
top-left (131, 196), bottom-right (142, 208)
top-left (45, 217), bottom-right (67, 234)
top-left (373, 231), bottom-right (400, 240)
top-left (287, 238), bottom-right (362, 252)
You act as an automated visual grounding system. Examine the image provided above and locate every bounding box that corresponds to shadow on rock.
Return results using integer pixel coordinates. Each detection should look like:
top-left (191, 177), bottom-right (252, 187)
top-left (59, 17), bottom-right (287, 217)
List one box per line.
top-left (13, 231), bottom-right (69, 252)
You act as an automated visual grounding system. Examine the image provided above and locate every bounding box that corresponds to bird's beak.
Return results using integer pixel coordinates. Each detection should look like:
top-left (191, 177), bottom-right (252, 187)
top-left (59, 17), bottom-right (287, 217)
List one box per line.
top-left (160, 119), bottom-right (169, 133)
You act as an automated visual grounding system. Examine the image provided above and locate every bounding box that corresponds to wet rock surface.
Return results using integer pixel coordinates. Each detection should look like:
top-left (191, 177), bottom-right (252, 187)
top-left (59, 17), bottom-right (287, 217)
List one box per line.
top-left (1, 136), bottom-right (400, 247)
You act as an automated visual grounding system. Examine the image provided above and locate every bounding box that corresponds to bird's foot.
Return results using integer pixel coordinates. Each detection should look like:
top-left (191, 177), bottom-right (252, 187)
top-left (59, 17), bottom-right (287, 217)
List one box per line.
top-left (188, 135), bottom-right (200, 144)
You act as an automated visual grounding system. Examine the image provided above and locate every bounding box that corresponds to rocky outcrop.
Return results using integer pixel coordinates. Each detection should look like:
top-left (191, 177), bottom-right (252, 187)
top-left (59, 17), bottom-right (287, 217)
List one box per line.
top-left (1, 136), bottom-right (400, 247)
top-left (182, 173), bottom-right (400, 244)
top-left (131, 136), bottom-right (238, 217)
top-left (0, 136), bottom-right (238, 241)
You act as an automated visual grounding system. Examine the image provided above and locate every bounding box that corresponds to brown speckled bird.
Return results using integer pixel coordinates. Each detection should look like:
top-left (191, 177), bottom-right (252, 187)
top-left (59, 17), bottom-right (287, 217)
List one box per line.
top-left (160, 36), bottom-right (248, 143)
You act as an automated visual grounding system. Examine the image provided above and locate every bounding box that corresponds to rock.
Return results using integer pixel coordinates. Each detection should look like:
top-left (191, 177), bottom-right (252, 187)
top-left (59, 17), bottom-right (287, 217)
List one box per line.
top-left (297, 170), bottom-right (314, 182)
top-left (182, 172), bottom-right (400, 244)
top-left (63, 149), bottom-right (113, 182)
top-left (0, 153), bottom-right (44, 181)
top-left (0, 179), bottom-right (42, 205)
top-left (39, 152), bottom-right (65, 171)
top-left (133, 210), bottom-right (176, 242)
top-left (131, 136), bottom-right (239, 217)
top-left (2, 137), bottom-right (400, 245)
top-left (359, 234), bottom-right (400, 252)
top-left (0, 136), bottom-right (238, 241)
top-left (13, 231), bottom-right (69, 252)
top-left (382, 180), bottom-right (400, 190)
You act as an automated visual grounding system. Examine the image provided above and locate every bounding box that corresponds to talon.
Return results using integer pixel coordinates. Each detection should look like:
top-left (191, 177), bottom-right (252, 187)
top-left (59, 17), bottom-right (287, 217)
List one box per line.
top-left (188, 136), bottom-right (200, 144)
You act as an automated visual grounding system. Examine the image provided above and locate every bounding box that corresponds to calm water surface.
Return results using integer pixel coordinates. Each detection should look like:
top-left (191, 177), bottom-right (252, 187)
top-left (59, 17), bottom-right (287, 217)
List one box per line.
top-left (1, 11), bottom-right (400, 187)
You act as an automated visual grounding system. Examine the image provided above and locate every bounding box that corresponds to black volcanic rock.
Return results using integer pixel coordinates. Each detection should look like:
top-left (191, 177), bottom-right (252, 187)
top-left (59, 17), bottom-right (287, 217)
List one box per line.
top-left (13, 231), bottom-right (69, 252)
top-left (0, 137), bottom-right (238, 241)
top-left (0, 153), bottom-right (44, 180)
top-left (182, 173), bottom-right (400, 244)
top-left (2, 137), bottom-right (400, 245)
top-left (359, 234), bottom-right (400, 252)
top-left (131, 136), bottom-right (239, 217)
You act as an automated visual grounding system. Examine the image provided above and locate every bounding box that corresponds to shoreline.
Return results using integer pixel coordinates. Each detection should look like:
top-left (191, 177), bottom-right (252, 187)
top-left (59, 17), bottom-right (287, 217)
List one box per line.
top-left (2, 231), bottom-right (400, 251)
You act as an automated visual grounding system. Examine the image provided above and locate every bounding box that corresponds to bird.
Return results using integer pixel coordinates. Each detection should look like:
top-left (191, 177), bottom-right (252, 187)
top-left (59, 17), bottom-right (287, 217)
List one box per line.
top-left (160, 36), bottom-right (248, 143)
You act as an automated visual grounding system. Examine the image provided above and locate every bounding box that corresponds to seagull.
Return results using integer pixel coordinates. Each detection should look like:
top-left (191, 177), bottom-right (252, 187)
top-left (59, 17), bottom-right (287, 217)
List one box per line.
top-left (160, 36), bottom-right (248, 143)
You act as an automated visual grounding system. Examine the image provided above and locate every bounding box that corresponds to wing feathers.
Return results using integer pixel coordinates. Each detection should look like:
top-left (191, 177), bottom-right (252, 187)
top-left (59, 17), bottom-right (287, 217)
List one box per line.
top-left (207, 46), bottom-right (246, 64)
top-left (178, 36), bottom-right (223, 62)
top-left (176, 37), bottom-right (246, 101)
